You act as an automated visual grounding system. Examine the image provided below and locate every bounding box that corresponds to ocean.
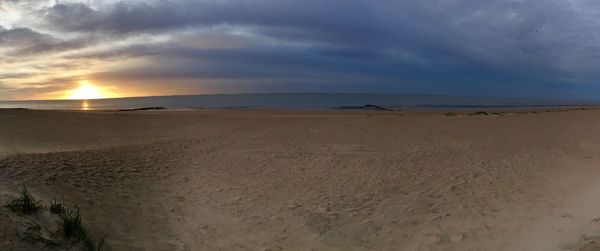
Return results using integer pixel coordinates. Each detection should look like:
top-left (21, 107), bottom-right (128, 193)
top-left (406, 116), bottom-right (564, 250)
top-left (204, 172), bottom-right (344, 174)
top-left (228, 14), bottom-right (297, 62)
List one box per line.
top-left (0, 93), bottom-right (596, 111)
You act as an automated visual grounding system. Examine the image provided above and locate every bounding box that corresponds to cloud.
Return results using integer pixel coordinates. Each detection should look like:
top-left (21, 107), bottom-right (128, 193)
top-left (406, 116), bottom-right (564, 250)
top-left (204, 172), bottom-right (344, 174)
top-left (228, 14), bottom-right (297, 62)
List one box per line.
top-left (35, 0), bottom-right (600, 73)
top-left (0, 72), bottom-right (37, 79)
top-left (2, 0), bottom-right (600, 100)
top-left (0, 27), bottom-right (58, 48)
top-left (38, 0), bottom-right (399, 48)
top-left (0, 26), bottom-right (93, 57)
top-left (63, 43), bottom-right (159, 60)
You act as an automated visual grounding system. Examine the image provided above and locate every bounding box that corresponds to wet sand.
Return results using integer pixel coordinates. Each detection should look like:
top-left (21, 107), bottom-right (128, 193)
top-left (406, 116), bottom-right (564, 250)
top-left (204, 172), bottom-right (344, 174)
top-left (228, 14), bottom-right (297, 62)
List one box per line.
top-left (2, 109), bottom-right (600, 250)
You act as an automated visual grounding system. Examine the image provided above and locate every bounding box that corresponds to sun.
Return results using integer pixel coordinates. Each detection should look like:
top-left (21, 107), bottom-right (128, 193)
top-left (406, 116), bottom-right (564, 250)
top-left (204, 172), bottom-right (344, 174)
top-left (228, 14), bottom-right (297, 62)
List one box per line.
top-left (69, 81), bottom-right (105, 100)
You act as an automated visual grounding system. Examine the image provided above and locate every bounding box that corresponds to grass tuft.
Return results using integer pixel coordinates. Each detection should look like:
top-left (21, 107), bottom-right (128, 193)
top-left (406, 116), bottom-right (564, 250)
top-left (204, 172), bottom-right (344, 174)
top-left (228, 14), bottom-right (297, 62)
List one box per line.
top-left (5, 184), bottom-right (107, 250)
top-left (21, 219), bottom-right (62, 248)
top-left (83, 233), bottom-right (107, 251)
top-left (50, 198), bottom-right (65, 215)
top-left (60, 207), bottom-right (107, 250)
top-left (445, 112), bottom-right (458, 116)
top-left (4, 184), bottom-right (42, 215)
top-left (61, 208), bottom-right (87, 242)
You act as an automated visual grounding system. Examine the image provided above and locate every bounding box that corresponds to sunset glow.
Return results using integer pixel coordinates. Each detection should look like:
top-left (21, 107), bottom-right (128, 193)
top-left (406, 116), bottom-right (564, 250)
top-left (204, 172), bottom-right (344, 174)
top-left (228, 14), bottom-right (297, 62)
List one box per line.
top-left (68, 82), bottom-right (109, 100)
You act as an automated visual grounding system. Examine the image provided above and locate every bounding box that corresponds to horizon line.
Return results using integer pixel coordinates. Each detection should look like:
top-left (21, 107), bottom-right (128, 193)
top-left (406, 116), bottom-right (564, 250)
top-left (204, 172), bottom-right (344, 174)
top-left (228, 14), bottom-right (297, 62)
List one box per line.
top-left (1, 92), bottom-right (599, 103)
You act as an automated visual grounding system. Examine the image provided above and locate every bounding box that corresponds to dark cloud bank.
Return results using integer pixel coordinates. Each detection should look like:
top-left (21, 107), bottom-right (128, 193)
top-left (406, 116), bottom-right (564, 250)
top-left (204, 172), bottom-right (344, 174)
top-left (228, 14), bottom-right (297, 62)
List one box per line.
top-left (6, 0), bottom-right (600, 99)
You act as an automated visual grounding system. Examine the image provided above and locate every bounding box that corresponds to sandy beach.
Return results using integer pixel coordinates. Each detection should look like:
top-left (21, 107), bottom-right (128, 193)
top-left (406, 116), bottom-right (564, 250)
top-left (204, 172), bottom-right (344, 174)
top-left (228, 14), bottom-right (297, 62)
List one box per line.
top-left (2, 108), bottom-right (600, 250)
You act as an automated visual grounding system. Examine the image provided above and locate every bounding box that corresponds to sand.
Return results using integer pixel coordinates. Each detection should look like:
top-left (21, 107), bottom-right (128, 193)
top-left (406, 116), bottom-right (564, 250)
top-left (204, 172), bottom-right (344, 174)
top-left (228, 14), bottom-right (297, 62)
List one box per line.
top-left (2, 108), bottom-right (600, 250)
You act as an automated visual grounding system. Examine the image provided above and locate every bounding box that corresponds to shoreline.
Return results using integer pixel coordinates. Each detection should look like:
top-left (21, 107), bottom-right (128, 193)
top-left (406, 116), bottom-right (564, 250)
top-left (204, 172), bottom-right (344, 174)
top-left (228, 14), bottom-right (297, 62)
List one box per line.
top-left (1, 104), bottom-right (598, 114)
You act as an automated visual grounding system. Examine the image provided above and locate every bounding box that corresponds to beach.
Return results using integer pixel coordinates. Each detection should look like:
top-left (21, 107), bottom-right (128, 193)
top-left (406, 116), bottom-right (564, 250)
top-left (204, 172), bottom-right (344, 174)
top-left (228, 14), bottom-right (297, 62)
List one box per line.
top-left (2, 108), bottom-right (600, 250)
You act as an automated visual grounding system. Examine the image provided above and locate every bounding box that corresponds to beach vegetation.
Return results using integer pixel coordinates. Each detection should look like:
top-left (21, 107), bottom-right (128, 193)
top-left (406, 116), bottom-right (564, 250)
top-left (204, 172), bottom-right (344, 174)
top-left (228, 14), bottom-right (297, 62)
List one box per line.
top-left (4, 184), bottom-right (42, 215)
top-left (83, 233), bottom-right (106, 251)
top-left (3, 185), bottom-right (106, 251)
top-left (60, 207), bottom-right (106, 250)
top-left (445, 112), bottom-right (458, 116)
top-left (22, 219), bottom-right (63, 248)
top-left (50, 198), bottom-right (65, 215)
top-left (61, 208), bottom-right (86, 241)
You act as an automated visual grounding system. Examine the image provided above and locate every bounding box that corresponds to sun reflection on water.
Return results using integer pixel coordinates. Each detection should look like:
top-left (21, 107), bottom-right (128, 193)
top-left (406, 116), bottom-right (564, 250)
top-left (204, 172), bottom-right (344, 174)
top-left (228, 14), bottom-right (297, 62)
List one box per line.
top-left (81, 100), bottom-right (90, 110)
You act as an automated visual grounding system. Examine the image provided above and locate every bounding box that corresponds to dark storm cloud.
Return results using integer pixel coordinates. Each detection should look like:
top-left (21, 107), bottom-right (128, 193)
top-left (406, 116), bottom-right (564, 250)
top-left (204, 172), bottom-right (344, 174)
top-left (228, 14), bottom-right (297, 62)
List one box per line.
top-left (40, 0), bottom-right (380, 36)
top-left (38, 1), bottom-right (600, 71)
top-left (5, 0), bottom-right (600, 99)
top-left (85, 44), bottom-right (501, 96)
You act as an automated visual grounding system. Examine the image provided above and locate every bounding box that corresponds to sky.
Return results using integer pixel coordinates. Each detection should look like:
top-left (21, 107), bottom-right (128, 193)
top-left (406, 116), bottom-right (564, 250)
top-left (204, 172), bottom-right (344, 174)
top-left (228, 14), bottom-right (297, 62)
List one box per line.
top-left (2, 0), bottom-right (600, 100)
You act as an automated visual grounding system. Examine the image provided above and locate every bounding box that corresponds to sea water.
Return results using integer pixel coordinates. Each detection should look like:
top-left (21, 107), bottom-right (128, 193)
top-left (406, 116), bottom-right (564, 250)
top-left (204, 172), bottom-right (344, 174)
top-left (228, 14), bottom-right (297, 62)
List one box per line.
top-left (0, 93), bottom-right (596, 110)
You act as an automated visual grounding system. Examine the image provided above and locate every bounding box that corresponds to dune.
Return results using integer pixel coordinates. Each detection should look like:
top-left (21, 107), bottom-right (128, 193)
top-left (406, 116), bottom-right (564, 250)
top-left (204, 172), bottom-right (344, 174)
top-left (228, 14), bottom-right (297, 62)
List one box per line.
top-left (2, 108), bottom-right (600, 250)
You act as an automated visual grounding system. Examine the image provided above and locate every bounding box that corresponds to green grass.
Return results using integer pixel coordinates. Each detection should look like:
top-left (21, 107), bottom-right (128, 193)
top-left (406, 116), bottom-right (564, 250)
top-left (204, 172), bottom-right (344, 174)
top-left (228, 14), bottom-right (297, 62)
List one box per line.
top-left (445, 112), bottom-right (458, 116)
top-left (4, 184), bottom-right (107, 251)
top-left (4, 184), bottom-right (42, 215)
